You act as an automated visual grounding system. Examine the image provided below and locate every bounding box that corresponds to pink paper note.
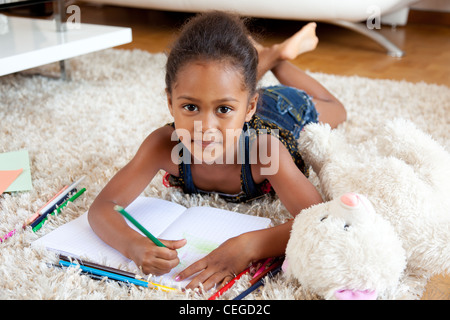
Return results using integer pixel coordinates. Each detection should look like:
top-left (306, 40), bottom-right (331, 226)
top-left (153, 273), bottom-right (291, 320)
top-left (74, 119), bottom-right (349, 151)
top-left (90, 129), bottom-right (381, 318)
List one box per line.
top-left (0, 169), bottom-right (23, 196)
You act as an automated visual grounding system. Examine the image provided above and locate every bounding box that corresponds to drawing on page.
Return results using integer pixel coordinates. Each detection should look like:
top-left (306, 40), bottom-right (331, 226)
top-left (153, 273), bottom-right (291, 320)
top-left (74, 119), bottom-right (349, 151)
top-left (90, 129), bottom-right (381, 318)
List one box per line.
top-left (167, 231), bottom-right (219, 280)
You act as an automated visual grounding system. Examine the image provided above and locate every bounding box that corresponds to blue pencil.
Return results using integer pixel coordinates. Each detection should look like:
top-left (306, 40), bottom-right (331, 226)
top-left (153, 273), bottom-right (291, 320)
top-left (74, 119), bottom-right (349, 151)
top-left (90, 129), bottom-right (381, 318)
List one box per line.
top-left (59, 260), bottom-right (151, 287)
top-left (232, 264), bottom-right (282, 300)
top-left (58, 260), bottom-right (177, 292)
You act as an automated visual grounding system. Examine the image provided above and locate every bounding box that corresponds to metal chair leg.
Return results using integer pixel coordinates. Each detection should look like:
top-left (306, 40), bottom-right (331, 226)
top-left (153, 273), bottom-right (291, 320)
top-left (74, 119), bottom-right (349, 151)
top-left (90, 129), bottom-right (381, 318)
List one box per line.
top-left (328, 20), bottom-right (405, 58)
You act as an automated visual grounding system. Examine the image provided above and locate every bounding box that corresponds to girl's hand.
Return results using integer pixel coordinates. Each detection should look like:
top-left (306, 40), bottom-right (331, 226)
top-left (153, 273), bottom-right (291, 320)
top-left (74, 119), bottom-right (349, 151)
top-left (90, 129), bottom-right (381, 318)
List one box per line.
top-left (129, 237), bottom-right (187, 275)
top-left (175, 235), bottom-right (253, 291)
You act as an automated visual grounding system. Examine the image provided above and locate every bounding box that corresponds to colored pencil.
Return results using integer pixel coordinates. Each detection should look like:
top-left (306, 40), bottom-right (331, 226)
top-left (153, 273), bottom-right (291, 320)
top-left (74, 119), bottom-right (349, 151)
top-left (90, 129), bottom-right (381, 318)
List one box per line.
top-left (0, 178), bottom-right (85, 242)
top-left (53, 188), bottom-right (86, 214)
top-left (50, 262), bottom-right (106, 282)
top-left (0, 229), bottom-right (16, 243)
top-left (30, 176), bottom-right (85, 229)
top-left (233, 264), bottom-right (282, 300)
top-left (59, 260), bottom-right (149, 286)
top-left (208, 266), bottom-right (251, 300)
top-left (58, 260), bottom-right (177, 292)
top-left (114, 205), bottom-right (166, 247)
top-left (249, 258), bottom-right (283, 286)
top-left (59, 254), bottom-right (138, 278)
top-left (32, 188), bottom-right (86, 232)
top-left (25, 184), bottom-right (69, 226)
top-left (252, 257), bottom-right (273, 279)
top-left (58, 254), bottom-right (177, 292)
top-left (30, 191), bottom-right (74, 229)
top-left (38, 176), bottom-right (84, 217)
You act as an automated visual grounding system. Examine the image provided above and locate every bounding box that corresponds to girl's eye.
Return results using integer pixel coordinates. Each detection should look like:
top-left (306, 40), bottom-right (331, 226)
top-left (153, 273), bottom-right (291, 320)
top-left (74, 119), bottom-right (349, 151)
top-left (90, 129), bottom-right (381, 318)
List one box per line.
top-left (217, 106), bottom-right (232, 114)
top-left (183, 104), bottom-right (198, 112)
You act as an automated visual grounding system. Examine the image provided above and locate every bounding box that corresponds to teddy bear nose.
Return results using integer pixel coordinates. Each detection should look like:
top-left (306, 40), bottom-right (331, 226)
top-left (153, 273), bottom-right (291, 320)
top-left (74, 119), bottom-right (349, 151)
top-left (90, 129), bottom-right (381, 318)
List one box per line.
top-left (340, 193), bottom-right (359, 207)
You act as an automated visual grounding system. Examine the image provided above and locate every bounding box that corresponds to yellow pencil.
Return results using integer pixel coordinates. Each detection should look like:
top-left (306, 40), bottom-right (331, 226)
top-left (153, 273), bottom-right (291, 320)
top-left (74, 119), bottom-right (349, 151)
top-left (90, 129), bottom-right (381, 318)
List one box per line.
top-left (143, 279), bottom-right (179, 292)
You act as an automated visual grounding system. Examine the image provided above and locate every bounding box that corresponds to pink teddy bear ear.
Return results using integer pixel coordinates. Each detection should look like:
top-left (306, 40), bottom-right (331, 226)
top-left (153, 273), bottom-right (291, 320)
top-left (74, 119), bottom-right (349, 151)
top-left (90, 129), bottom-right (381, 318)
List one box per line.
top-left (334, 289), bottom-right (377, 300)
top-left (340, 193), bottom-right (359, 207)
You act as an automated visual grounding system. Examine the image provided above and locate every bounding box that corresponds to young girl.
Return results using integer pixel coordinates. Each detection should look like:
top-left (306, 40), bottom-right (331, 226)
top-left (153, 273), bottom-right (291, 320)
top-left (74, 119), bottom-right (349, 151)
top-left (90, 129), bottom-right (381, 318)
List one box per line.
top-left (88, 11), bottom-right (346, 291)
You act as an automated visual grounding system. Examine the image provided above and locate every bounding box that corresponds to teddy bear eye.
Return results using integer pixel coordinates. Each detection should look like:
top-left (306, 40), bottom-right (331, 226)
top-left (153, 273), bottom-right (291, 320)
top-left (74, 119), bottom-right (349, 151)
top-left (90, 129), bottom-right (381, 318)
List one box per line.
top-left (320, 216), bottom-right (328, 222)
top-left (344, 224), bottom-right (350, 231)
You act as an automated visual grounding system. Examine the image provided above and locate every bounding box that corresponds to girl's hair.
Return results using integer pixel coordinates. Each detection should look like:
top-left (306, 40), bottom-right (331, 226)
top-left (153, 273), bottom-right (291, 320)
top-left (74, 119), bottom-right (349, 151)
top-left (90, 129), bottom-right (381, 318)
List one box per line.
top-left (165, 11), bottom-right (258, 96)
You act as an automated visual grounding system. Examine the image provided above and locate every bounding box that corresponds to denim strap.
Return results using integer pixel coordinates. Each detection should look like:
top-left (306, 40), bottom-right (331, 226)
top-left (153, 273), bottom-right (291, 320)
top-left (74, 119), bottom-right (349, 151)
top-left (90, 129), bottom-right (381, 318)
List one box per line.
top-left (240, 123), bottom-right (263, 199)
top-left (181, 159), bottom-right (197, 194)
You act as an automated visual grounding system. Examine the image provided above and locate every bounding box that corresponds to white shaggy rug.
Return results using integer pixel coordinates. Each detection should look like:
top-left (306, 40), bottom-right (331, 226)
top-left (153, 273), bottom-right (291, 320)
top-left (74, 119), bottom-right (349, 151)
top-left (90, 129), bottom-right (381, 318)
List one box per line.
top-left (0, 49), bottom-right (449, 300)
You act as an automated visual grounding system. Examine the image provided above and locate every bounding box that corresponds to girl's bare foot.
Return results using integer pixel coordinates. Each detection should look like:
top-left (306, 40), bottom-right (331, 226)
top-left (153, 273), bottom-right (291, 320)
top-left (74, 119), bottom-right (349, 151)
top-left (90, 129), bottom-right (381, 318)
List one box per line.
top-left (278, 22), bottom-right (318, 60)
top-left (250, 22), bottom-right (319, 80)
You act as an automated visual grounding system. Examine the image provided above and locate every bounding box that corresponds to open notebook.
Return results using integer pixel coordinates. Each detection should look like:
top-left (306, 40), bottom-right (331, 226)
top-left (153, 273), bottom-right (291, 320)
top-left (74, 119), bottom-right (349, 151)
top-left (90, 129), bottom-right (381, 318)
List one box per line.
top-left (32, 196), bottom-right (272, 288)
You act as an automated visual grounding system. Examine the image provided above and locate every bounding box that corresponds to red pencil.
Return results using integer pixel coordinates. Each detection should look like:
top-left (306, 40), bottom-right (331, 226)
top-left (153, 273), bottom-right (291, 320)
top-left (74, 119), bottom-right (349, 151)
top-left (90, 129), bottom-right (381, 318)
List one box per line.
top-left (208, 266), bottom-right (251, 300)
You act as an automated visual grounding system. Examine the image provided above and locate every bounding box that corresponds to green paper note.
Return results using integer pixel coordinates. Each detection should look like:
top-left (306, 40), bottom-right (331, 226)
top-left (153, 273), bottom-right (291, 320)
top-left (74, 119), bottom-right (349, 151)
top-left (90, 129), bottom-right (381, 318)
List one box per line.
top-left (0, 150), bottom-right (32, 193)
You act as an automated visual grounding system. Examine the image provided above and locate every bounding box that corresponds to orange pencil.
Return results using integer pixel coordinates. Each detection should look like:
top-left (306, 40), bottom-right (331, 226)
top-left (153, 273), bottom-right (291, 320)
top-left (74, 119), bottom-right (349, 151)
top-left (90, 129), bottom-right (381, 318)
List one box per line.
top-left (24, 185), bottom-right (69, 226)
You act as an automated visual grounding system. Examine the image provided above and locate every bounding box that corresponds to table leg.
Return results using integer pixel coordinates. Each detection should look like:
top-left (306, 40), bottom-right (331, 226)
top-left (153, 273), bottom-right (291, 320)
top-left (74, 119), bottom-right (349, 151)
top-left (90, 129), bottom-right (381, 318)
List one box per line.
top-left (53, 0), bottom-right (71, 80)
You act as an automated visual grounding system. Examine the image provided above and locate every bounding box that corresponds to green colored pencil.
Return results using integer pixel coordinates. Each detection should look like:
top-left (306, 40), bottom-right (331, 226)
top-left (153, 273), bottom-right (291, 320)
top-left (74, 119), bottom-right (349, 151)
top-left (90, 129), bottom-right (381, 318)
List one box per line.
top-left (32, 188), bottom-right (87, 232)
top-left (114, 205), bottom-right (166, 247)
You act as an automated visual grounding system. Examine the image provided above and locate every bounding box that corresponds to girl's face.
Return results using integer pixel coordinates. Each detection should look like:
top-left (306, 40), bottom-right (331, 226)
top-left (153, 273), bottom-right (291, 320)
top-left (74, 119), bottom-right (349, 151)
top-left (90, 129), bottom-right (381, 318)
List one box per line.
top-left (167, 60), bottom-right (257, 164)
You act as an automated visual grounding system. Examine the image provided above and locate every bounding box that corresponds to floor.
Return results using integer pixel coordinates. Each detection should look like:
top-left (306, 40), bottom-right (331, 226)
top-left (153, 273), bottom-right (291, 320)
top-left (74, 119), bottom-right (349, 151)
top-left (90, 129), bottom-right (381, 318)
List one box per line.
top-left (11, 2), bottom-right (450, 299)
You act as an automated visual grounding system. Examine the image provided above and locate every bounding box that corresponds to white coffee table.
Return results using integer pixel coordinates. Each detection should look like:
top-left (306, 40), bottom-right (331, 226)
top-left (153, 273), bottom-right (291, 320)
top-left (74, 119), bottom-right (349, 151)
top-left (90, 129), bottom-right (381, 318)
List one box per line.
top-left (0, 14), bottom-right (132, 78)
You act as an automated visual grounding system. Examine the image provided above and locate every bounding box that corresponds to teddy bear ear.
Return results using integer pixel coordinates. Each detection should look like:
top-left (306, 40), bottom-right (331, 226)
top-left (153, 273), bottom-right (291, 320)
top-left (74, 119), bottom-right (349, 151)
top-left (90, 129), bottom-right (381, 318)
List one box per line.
top-left (340, 193), bottom-right (359, 207)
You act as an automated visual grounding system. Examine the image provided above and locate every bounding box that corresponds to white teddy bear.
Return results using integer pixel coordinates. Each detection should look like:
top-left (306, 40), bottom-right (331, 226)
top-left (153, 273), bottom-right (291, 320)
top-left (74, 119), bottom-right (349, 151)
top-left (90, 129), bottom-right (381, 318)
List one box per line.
top-left (283, 119), bottom-right (450, 300)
